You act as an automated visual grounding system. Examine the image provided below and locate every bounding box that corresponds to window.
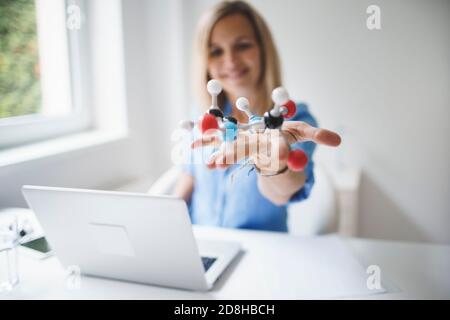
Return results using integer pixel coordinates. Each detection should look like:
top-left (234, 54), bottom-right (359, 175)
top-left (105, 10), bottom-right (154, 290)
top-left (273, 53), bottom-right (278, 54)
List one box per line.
top-left (0, 0), bottom-right (41, 119)
top-left (0, 0), bottom-right (91, 149)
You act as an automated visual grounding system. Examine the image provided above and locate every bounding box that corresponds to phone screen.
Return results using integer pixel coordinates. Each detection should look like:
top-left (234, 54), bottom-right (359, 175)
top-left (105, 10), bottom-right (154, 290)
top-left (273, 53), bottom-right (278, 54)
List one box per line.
top-left (20, 237), bottom-right (52, 253)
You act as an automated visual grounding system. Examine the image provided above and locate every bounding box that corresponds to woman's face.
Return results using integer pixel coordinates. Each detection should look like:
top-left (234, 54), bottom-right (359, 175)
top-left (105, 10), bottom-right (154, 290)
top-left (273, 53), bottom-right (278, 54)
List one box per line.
top-left (208, 13), bottom-right (261, 98)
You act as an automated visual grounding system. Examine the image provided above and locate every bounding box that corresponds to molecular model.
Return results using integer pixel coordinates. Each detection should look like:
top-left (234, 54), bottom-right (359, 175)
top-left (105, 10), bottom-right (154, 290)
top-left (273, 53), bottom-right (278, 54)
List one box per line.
top-left (180, 80), bottom-right (308, 172)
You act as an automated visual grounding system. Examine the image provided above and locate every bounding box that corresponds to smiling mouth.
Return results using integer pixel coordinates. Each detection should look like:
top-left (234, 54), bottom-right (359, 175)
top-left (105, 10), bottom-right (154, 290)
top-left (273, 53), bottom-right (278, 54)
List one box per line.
top-left (224, 68), bottom-right (249, 80)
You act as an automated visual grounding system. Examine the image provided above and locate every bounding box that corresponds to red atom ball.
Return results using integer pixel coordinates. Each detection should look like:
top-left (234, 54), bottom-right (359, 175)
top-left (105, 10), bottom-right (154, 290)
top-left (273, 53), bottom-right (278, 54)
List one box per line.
top-left (200, 113), bottom-right (219, 133)
top-left (287, 149), bottom-right (308, 171)
top-left (282, 100), bottom-right (297, 119)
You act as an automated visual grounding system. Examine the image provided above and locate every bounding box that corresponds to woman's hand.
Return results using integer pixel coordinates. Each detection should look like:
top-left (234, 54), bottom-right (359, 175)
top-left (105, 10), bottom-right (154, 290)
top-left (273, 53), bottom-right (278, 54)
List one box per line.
top-left (191, 121), bottom-right (341, 173)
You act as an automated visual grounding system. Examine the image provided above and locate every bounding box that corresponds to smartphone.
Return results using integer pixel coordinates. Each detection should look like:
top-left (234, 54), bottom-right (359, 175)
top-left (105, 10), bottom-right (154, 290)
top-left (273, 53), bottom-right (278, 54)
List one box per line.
top-left (19, 236), bottom-right (53, 259)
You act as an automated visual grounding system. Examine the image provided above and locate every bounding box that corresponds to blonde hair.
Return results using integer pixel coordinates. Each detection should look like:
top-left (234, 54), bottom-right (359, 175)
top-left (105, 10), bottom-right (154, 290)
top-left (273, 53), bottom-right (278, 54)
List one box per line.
top-left (192, 0), bottom-right (282, 113)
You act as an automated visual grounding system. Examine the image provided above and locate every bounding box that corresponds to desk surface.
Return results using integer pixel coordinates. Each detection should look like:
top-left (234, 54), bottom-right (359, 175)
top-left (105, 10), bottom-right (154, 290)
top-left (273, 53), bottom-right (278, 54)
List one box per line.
top-left (2, 226), bottom-right (450, 300)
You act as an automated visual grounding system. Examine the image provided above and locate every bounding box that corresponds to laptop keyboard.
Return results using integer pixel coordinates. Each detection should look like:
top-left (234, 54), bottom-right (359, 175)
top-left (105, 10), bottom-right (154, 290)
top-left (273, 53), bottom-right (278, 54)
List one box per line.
top-left (201, 256), bottom-right (217, 272)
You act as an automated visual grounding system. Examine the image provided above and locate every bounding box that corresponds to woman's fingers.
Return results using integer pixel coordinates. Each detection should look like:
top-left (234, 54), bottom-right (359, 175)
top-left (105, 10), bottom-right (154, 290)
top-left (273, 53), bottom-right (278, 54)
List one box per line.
top-left (202, 134), bottom-right (257, 169)
top-left (206, 151), bottom-right (220, 169)
top-left (283, 121), bottom-right (341, 147)
top-left (191, 129), bottom-right (250, 149)
top-left (191, 134), bottom-right (222, 149)
top-left (314, 128), bottom-right (342, 146)
top-left (192, 122), bottom-right (341, 150)
top-left (191, 122), bottom-right (341, 170)
top-left (204, 131), bottom-right (289, 171)
top-left (215, 140), bottom-right (251, 168)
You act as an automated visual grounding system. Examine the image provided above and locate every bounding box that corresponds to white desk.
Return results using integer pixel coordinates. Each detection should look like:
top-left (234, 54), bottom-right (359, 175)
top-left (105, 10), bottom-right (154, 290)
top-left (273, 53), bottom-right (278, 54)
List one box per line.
top-left (2, 225), bottom-right (449, 300)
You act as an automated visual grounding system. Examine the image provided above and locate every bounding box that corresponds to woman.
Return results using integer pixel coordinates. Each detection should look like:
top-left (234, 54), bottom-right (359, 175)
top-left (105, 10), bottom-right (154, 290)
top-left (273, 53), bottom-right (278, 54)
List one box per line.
top-left (174, 1), bottom-right (340, 232)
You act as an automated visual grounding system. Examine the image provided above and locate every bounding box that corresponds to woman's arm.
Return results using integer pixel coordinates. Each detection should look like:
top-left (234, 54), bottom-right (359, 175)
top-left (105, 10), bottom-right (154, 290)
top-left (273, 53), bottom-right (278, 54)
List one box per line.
top-left (253, 132), bottom-right (305, 205)
top-left (257, 167), bottom-right (306, 206)
top-left (256, 123), bottom-right (340, 205)
top-left (173, 172), bottom-right (195, 203)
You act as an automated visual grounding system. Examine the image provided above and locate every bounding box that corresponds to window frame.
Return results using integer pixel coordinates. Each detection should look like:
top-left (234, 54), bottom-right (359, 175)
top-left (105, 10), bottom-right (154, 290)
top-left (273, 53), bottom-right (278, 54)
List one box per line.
top-left (0, 0), bottom-right (92, 149)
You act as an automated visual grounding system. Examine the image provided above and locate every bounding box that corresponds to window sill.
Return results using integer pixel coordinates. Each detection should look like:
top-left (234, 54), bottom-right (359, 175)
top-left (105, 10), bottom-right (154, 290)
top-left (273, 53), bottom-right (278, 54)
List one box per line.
top-left (0, 129), bottom-right (129, 168)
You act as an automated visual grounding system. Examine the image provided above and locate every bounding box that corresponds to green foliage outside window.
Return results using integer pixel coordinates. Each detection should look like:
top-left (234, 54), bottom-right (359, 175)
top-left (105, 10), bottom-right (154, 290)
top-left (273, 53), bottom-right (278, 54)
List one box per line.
top-left (0, 0), bottom-right (42, 119)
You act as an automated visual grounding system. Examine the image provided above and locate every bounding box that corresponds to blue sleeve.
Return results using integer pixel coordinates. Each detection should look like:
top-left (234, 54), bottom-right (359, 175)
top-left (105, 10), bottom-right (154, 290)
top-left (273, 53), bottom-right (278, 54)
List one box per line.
top-left (288, 103), bottom-right (318, 203)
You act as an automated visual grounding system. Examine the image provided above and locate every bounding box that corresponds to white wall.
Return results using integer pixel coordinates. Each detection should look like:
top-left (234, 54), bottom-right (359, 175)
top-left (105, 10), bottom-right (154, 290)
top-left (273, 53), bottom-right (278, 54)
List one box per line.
top-left (180, 0), bottom-right (450, 244)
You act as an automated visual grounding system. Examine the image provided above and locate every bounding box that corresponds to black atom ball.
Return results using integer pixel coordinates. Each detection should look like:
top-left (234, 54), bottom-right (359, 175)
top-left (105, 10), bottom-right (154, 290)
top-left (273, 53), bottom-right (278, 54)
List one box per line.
top-left (264, 111), bottom-right (284, 129)
top-left (208, 108), bottom-right (224, 119)
top-left (224, 116), bottom-right (237, 124)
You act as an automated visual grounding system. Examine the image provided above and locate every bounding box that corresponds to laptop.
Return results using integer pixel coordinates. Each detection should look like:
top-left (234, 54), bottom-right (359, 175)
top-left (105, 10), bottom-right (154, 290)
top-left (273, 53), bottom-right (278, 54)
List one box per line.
top-left (22, 185), bottom-right (241, 291)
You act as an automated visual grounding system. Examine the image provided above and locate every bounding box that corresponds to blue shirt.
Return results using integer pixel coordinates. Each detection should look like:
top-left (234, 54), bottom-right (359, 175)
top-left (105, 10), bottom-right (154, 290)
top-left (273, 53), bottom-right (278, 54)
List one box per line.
top-left (183, 101), bottom-right (318, 232)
